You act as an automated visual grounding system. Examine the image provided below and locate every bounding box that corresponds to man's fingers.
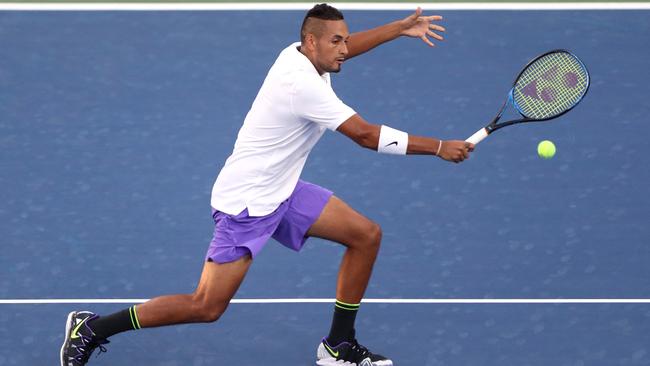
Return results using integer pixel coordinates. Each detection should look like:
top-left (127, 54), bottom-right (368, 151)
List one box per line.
top-left (452, 145), bottom-right (469, 161)
top-left (442, 141), bottom-right (474, 163)
top-left (423, 15), bottom-right (443, 21)
top-left (420, 35), bottom-right (435, 47)
top-left (429, 24), bottom-right (446, 32)
top-left (427, 30), bottom-right (444, 41)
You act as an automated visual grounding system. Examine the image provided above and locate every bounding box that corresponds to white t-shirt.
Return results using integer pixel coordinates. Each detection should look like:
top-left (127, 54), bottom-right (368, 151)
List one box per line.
top-left (211, 42), bottom-right (356, 216)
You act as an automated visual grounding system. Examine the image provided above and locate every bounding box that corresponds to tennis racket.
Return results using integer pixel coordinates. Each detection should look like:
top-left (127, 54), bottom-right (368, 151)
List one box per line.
top-left (466, 49), bottom-right (590, 145)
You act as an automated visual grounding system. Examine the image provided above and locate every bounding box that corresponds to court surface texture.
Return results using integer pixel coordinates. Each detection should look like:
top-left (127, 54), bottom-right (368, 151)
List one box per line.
top-left (1, 6), bottom-right (649, 366)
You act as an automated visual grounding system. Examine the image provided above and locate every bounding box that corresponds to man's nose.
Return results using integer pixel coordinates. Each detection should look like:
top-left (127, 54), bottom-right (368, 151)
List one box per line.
top-left (340, 43), bottom-right (348, 56)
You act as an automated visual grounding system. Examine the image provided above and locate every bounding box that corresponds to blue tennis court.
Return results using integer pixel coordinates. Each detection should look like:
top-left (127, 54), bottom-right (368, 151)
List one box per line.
top-left (1, 7), bottom-right (649, 365)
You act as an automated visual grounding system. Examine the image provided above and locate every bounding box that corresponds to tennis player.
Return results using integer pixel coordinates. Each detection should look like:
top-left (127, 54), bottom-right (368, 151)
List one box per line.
top-left (61, 4), bottom-right (473, 366)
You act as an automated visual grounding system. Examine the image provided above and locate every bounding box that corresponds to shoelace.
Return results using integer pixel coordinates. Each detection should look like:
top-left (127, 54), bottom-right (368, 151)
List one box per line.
top-left (74, 334), bottom-right (109, 363)
top-left (94, 343), bottom-right (108, 357)
top-left (350, 339), bottom-right (370, 358)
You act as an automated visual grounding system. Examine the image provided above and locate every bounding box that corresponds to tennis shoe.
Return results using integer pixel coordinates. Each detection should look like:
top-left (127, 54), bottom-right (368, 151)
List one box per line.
top-left (60, 311), bottom-right (109, 366)
top-left (316, 335), bottom-right (392, 366)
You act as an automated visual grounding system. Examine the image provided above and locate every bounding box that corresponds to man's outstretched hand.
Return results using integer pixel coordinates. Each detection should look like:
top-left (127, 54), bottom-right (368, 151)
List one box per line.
top-left (399, 7), bottom-right (446, 47)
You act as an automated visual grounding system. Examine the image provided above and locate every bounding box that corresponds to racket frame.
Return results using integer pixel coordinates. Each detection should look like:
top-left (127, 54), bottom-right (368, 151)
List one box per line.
top-left (466, 49), bottom-right (590, 145)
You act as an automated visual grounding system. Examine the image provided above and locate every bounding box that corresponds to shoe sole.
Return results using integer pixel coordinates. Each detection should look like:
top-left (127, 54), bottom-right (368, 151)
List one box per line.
top-left (316, 357), bottom-right (374, 366)
top-left (60, 311), bottom-right (75, 366)
top-left (370, 361), bottom-right (393, 366)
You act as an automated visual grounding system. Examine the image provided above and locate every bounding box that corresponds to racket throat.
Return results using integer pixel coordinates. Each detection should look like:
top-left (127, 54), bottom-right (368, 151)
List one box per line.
top-left (485, 123), bottom-right (499, 134)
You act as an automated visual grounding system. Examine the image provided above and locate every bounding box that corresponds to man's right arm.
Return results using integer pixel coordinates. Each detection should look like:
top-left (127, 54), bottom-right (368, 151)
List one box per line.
top-left (336, 114), bottom-right (473, 163)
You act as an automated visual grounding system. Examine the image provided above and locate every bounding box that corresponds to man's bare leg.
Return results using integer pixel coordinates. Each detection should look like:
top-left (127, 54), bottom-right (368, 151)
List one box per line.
top-left (137, 255), bottom-right (253, 327)
top-left (308, 195), bottom-right (391, 365)
top-left (307, 195), bottom-right (382, 304)
top-left (87, 255), bottom-right (252, 339)
top-left (61, 255), bottom-right (253, 366)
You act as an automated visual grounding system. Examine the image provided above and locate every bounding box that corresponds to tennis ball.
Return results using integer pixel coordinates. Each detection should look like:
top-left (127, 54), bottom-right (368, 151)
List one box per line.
top-left (537, 140), bottom-right (556, 159)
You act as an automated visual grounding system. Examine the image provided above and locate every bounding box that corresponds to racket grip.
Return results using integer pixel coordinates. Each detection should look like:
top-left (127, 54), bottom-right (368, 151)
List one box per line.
top-left (466, 128), bottom-right (488, 145)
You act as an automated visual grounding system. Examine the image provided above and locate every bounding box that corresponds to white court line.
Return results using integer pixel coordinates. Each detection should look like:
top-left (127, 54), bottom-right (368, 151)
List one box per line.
top-left (0, 2), bottom-right (649, 11)
top-left (1, 298), bottom-right (650, 304)
top-left (0, 2), bottom-right (646, 304)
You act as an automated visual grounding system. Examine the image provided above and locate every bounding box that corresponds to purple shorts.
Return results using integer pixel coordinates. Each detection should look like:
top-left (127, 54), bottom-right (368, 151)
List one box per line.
top-left (205, 180), bottom-right (333, 264)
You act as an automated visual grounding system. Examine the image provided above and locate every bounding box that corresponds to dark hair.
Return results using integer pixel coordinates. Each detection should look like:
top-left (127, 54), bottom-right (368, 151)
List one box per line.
top-left (300, 3), bottom-right (344, 42)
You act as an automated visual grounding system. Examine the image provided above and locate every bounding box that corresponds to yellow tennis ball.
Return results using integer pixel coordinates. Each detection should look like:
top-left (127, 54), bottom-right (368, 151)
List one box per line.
top-left (537, 140), bottom-right (556, 159)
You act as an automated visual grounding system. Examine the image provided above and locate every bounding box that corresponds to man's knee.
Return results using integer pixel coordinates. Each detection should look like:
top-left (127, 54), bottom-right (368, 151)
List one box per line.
top-left (360, 220), bottom-right (382, 251)
top-left (191, 294), bottom-right (229, 323)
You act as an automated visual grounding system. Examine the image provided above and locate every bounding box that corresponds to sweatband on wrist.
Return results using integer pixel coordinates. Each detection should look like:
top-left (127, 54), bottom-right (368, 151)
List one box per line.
top-left (377, 125), bottom-right (408, 155)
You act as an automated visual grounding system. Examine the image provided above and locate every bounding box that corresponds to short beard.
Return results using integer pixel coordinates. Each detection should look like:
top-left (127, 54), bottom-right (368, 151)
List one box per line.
top-left (322, 63), bottom-right (342, 74)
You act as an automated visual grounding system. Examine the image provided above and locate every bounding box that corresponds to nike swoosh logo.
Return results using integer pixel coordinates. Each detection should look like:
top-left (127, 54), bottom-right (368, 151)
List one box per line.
top-left (70, 316), bottom-right (89, 339)
top-left (323, 343), bottom-right (339, 358)
top-left (385, 141), bottom-right (398, 147)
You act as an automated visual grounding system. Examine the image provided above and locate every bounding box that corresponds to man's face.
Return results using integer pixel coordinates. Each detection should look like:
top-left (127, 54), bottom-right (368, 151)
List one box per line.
top-left (312, 20), bottom-right (350, 74)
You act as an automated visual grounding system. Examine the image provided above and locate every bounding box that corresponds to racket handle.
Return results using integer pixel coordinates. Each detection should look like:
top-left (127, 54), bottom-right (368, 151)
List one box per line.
top-left (466, 128), bottom-right (488, 145)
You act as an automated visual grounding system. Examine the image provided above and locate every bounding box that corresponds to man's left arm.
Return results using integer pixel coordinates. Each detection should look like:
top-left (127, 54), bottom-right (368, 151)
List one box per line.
top-left (346, 7), bottom-right (445, 60)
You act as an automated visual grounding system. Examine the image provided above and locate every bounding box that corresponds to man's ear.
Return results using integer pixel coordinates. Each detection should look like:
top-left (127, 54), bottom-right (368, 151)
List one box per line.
top-left (304, 33), bottom-right (317, 51)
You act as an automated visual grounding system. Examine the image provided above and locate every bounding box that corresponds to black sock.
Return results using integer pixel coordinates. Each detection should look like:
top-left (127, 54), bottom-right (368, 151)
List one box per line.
top-left (89, 305), bottom-right (141, 339)
top-left (326, 300), bottom-right (360, 346)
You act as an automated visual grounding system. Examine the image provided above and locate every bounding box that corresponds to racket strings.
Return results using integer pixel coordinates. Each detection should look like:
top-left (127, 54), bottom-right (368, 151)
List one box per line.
top-left (513, 52), bottom-right (589, 120)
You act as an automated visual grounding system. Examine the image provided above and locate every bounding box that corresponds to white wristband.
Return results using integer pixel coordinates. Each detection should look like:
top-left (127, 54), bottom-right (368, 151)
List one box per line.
top-left (377, 125), bottom-right (408, 155)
